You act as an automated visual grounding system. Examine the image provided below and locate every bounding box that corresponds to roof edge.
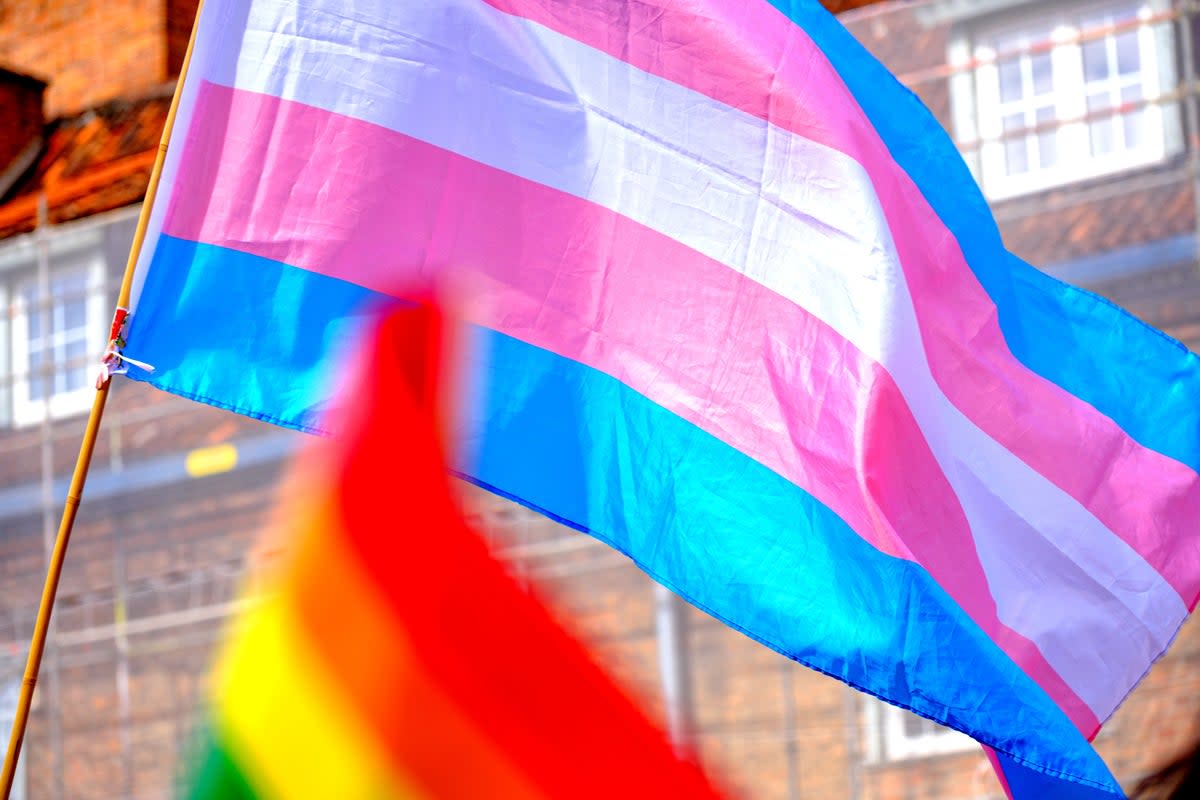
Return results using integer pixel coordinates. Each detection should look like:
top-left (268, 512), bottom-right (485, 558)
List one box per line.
top-left (0, 64), bottom-right (48, 89)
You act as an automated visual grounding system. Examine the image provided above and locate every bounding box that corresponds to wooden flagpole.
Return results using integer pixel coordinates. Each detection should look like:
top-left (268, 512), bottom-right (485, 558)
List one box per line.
top-left (0, 2), bottom-right (205, 795)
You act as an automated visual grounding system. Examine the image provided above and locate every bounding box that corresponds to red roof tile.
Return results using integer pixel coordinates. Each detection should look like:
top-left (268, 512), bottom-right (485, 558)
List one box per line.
top-left (0, 89), bottom-right (170, 240)
top-left (0, 0), bottom-right (889, 241)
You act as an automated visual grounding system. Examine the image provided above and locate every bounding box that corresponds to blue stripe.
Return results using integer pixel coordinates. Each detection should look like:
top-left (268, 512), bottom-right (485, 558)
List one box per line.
top-left (125, 235), bottom-right (382, 433)
top-left (125, 238), bottom-right (1120, 794)
top-left (994, 750), bottom-right (1125, 800)
top-left (773, 0), bottom-right (1200, 479)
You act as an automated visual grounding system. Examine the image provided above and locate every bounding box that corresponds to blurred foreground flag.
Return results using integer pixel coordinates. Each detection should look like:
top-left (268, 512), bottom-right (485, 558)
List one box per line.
top-left (125, 2), bottom-right (1200, 798)
top-left (188, 303), bottom-right (724, 800)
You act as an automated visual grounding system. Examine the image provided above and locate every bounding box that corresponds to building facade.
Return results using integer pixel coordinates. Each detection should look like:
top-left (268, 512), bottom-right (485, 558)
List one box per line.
top-left (0, 1), bottom-right (1198, 798)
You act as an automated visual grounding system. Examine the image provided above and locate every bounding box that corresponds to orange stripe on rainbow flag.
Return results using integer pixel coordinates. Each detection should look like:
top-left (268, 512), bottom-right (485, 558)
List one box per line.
top-left (187, 301), bottom-right (727, 800)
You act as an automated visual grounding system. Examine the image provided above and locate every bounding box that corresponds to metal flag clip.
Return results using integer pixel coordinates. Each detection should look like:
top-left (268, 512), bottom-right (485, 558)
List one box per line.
top-left (95, 307), bottom-right (156, 389)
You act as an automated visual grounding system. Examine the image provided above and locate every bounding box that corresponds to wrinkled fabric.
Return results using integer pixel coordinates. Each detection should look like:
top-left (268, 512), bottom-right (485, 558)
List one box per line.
top-left (124, 2), bottom-right (1200, 796)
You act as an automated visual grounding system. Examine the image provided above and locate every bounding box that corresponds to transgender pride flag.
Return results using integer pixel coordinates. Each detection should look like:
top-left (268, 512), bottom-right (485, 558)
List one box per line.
top-left (121, 1), bottom-right (1200, 797)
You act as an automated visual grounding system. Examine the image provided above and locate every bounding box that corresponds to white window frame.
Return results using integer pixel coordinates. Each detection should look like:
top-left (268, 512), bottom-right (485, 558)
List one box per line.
top-left (0, 680), bottom-right (26, 800)
top-left (960, 0), bottom-right (1177, 199)
top-left (9, 255), bottom-right (106, 428)
top-left (863, 698), bottom-right (977, 763)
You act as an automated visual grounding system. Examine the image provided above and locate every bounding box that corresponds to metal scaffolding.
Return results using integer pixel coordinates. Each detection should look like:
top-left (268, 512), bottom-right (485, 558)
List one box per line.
top-left (2, 3), bottom-right (1200, 799)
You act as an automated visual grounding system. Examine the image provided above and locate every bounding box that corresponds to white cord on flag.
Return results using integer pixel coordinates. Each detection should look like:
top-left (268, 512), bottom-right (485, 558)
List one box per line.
top-left (95, 307), bottom-right (156, 389)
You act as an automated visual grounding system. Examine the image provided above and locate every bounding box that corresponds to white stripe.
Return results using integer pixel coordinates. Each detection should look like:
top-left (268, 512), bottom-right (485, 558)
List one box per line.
top-left (183, 0), bottom-right (1183, 720)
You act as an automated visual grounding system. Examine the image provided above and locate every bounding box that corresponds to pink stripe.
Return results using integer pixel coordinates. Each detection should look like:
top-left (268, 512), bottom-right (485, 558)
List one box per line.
top-left (163, 81), bottom-right (1098, 733)
top-left (482, 0), bottom-right (1200, 613)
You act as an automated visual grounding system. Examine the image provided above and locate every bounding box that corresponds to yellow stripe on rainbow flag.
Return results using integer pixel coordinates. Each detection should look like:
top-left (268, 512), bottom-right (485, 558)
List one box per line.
top-left (212, 592), bottom-right (427, 800)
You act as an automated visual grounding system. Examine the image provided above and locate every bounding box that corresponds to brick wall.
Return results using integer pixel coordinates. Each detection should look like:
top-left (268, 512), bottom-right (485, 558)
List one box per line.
top-left (996, 173), bottom-right (1196, 268)
top-left (1, 2), bottom-right (1199, 799)
top-left (841, 6), bottom-right (1200, 797)
top-left (1102, 261), bottom-right (1200, 351)
top-left (0, 0), bottom-right (199, 118)
top-left (2, 460), bottom-right (281, 800)
top-left (843, 2), bottom-right (1198, 270)
top-left (2, 368), bottom-right (1199, 799)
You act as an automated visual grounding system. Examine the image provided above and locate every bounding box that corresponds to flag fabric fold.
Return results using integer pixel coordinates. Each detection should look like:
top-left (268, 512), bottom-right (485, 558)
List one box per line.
top-left (188, 302), bottom-right (725, 799)
top-left (126, 1), bottom-right (1200, 796)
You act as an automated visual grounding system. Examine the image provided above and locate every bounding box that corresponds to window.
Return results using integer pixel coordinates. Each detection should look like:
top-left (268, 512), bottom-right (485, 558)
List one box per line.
top-left (7, 256), bottom-right (106, 427)
top-left (954, 0), bottom-right (1179, 198)
top-left (0, 680), bottom-right (26, 800)
top-left (864, 698), bottom-right (976, 762)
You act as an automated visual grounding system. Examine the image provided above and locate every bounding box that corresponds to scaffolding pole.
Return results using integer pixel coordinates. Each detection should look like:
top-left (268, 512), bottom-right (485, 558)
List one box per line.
top-left (654, 583), bottom-right (694, 755)
top-left (0, 2), bottom-right (205, 794)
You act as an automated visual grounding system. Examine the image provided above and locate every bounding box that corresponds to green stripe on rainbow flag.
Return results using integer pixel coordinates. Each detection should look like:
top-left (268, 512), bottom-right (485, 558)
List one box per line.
top-left (185, 302), bottom-right (724, 800)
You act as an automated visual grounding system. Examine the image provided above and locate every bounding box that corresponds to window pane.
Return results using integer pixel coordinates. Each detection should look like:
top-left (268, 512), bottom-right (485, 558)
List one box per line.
top-left (62, 367), bottom-right (87, 394)
top-left (1120, 85), bottom-right (1144, 150)
top-left (22, 285), bottom-right (45, 342)
top-left (903, 712), bottom-right (937, 739)
top-left (55, 338), bottom-right (83, 395)
top-left (1088, 91), bottom-right (1112, 113)
top-left (1035, 106), bottom-right (1057, 168)
top-left (60, 339), bottom-right (88, 394)
top-left (993, 31), bottom-right (1021, 53)
top-left (1116, 30), bottom-right (1140, 76)
top-left (1091, 118), bottom-right (1115, 155)
top-left (1124, 110), bottom-right (1144, 149)
top-left (999, 59), bottom-right (1024, 103)
top-left (26, 306), bottom-right (43, 342)
top-left (1006, 138), bottom-right (1029, 174)
top-left (1083, 39), bottom-right (1110, 83)
top-left (1038, 132), bottom-right (1058, 168)
top-left (64, 338), bottom-right (87, 365)
top-left (16, 268), bottom-right (98, 412)
top-left (1031, 52), bottom-right (1053, 95)
top-left (62, 297), bottom-right (87, 332)
top-left (52, 271), bottom-right (86, 299)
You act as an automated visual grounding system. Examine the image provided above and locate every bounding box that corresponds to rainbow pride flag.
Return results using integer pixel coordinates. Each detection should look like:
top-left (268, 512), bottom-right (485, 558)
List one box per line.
top-left (188, 303), bottom-right (724, 799)
top-left (124, 1), bottom-right (1200, 797)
